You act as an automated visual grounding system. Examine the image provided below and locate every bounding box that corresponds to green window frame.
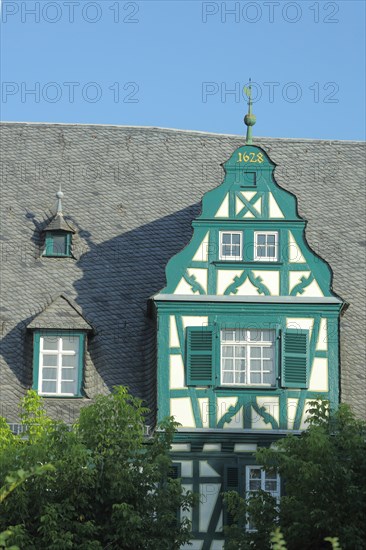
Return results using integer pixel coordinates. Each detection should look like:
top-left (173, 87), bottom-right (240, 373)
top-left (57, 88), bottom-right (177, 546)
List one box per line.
top-left (43, 232), bottom-right (72, 257)
top-left (32, 330), bottom-right (85, 397)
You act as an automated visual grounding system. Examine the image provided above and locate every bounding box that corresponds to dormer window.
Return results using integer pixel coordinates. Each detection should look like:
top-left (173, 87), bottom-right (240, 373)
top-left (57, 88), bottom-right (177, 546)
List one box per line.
top-left (254, 231), bottom-right (278, 261)
top-left (42, 189), bottom-right (75, 258)
top-left (44, 231), bottom-right (71, 257)
top-left (219, 231), bottom-right (242, 260)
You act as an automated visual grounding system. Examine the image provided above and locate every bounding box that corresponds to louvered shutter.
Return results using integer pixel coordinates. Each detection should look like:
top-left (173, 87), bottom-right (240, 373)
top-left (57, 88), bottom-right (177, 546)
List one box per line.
top-left (186, 326), bottom-right (214, 386)
top-left (281, 329), bottom-right (309, 388)
top-left (223, 465), bottom-right (239, 526)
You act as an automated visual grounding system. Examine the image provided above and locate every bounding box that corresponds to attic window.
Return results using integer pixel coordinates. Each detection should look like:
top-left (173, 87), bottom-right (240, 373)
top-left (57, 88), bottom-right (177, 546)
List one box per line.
top-left (44, 232), bottom-right (71, 257)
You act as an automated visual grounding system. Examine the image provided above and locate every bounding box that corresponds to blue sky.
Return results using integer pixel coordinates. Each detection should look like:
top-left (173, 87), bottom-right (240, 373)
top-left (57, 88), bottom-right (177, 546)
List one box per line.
top-left (0, 0), bottom-right (365, 140)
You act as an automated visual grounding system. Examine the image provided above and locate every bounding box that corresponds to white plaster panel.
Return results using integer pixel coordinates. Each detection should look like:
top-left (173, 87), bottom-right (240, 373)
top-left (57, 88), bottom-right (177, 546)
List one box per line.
top-left (170, 354), bottom-right (185, 390)
top-left (180, 460), bottom-right (193, 477)
top-left (182, 316), bottom-right (208, 330)
top-left (241, 191), bottom-right (257, 201)
top-left (215, 194), bottom-right (229, 218)
top-left (217, 396), bottom-right (243, 428)
top-left (301, 279), bottom-right (324, 297)
top-left (288, 231), bottom-right (306, 263)
top-left (170, 398), bottom-right (195, 427)
top-left (198, 398), bottom-right (210, 428)
top-left (171, 443), bottom-right (191, 452)
top-left (316, 318), bottom-right (328, 351)
top-left (309, 357), bottom-right (328, 392)
top-left (252, 270), bottom-right (279, 296)
top-left (300, 399), bottom-right (315, 430)
top-left (199, 461), bottom-right (221, 477)
top-left (287, 398), bottom-right (299, 430)
top-left (216, 270), bottom-right (242, 295)
top-left (174, 277), bottom-right (199, 295)
top-left (203, 443), bottom-right (221, 452)
top-left (235, 277), bottom-right (260, 296)
top-left (216, 513), bottom-right (224, 535)
top-left (243, 210), bottom-right (255, 218)
top-left (289, 271), bottom-right (311, 294)
top-left (181, 541), bottom-right (202, 550)
top-left (252, 397), bottom-right (279, 430)
top-left (234, 443), bottom-right (257, 452)
top-left (193, 231), bottom-right (210, 262)
top-left (269, 192), bottom-right (285, 218)
top-left (252, 196), bottom-right (262, 215)
top-left (199, 483), bottom-right (221, 532)
top-left (286, 317), bottom-right (314, 340)
top-left (169, 315), bottom-right (180, 347)
top-left (187, 268), bottom-right (208, 294)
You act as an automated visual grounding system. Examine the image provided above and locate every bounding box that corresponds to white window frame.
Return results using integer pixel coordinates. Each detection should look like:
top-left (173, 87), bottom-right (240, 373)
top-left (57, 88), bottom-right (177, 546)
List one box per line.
top-left (220, 329), bottom-right (275, 386)
top-left (219, 231), bottom-right (242, 261)
top-left (39, 335), bottom-right (79, 397)
top-left (254, 231), bottom-right (278, 262)
top-left (246, 466), bottom-right (280, 531)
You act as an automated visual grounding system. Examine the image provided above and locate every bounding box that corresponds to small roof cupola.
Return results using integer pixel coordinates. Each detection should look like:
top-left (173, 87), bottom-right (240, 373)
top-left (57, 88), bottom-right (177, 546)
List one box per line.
top-left (43, 188), bottom-right (75, 257)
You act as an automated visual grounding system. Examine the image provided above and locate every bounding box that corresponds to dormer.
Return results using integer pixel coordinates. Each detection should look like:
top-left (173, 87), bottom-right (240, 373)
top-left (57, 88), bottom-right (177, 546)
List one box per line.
top-left (43, 190), bottom-right (75, 257)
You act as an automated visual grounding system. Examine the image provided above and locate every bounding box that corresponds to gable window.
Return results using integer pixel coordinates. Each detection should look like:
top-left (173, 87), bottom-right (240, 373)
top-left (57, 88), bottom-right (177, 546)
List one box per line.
top-left (221, 329), bottom-right (275, 386)
top-left (219, 231), bottom-right (242, 260)
top-left (246, 466), bottom-right (280, 530)
top-left (44, 232), bottom-right (72, 257)
top-left (224, 464), bottom-right (280, 528)
top-left (254, 231), bottom-right (278, 261)
top-left (33, 331), bottom-right (85, 397)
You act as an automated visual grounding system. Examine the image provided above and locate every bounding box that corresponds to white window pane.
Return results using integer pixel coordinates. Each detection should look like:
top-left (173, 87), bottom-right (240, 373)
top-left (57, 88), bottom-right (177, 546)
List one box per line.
top-left (42, 367), bottom-right (57, 380)
top-left (263, 347), bottom-right (273, 359)
top-left (262, 330), bottom-right (275, 342)
top-left (62, 355), bottom-right (77, 367)
top-left (42, 354), bottom-right (58, 367)
top-left (223, 372), bottom-right (233, 384)
top-left (222, 233), bottom-right (231, 244)
top-left (249, 480), bottom-right (261, 491)
top-left (232, 245), bottom-right (240, 256)
top-left (257, 234), bottom-right (266, 245)
top-left (235, 358), bottom-right (245, 371)
top-left (265, 480), bottom-right (278, 492)
top-left (267, 235), bottom-right (276, 245)
top-left (61, 367), bottom-right (76, 382)
top-left (257, 246), bottom-right (266, 257)
top-left (223, 358), bottom-right (233, 370)
top-left (42, 380), bottom-right (57, 393)
top-left (235, 371), bottom-right (245, 384)
top-left (265, 471), bottom-right (278, 480)
top-left (250, 469), bottom-right (261, 479)
top-left (268, 246), bottom-right (276, 257)
top-left (42, 337), bottom-right (58, 350)
top-left (250, 360), bottom-right (262, 370)
top-left (263, 372), bottom-right (275, 385)
top-left (62, 337), bottom-right (79, 352)
top-left (232, 234), bottom-right (240, 245)
top-left (61, 381), bottom-right (76, 395)
top-left (52, 235), bottom-right (66, 254)
top-left (249, 330), bottom-right (261, 342)
top-left (222, 346), bottom-right (233, 357)
top-left (222, 244), bottom-right (231, 256)
top-left (250, 347), bottom-right (261, 358)
top-left (251, 373), bottom-right (261, 384)
top-left (222, 330), bottom-right (233, 341)
top-left (236, 346), bottom-right (246, 357)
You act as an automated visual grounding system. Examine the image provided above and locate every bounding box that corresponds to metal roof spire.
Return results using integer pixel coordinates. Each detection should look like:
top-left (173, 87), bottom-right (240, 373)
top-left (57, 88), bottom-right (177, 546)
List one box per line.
top-left (244, 78), bottom-right (256, 145)
top-left (56, 185), bottom-right (64, 216)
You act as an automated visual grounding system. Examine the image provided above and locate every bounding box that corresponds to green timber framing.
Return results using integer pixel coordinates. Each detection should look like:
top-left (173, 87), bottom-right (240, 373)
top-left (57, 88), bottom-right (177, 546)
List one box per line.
top-left (152, 141), bottom-right (345, 549)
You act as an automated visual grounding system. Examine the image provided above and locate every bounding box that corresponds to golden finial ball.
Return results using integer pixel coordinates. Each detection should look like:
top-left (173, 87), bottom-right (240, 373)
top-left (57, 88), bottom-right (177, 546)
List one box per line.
top-left (244, 113), bottom-right (256, 126)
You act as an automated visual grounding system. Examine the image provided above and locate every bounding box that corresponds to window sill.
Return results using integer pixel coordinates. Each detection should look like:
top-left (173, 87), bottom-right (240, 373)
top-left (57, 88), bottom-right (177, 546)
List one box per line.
top-left (215, 385), bottom-right (277, 391)
top-left (39, 394), bottom-right (84, 399)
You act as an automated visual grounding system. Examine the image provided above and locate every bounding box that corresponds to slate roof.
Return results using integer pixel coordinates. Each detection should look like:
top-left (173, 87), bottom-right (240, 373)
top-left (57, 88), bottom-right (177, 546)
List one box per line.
top-left (0, 122), bottom-right (365, 422)
top-left (43, 214), bottom-right (75, 232)
top-left (27, 294), bottom-right (93, 331)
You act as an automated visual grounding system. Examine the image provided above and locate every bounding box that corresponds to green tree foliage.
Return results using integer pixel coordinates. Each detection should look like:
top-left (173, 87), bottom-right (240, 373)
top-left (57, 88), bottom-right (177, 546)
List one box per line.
top-left (0, 388), bottom-right (195, 549)
top-left (224, 401), bottom-right (366, 550)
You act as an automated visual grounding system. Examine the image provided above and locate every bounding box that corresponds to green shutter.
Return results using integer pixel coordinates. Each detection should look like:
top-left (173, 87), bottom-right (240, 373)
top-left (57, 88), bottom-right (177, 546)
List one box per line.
top-left (281, 329), bottom-right (309, 388)
top-left (186, 326), bottom-right (214, 386)
top-left (223, 465), bottom-right (239, 526)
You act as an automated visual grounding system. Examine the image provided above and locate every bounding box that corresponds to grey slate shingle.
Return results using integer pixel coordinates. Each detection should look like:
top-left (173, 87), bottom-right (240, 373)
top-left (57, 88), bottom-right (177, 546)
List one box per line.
top-left (0, 122), bottom-right (365, 422)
